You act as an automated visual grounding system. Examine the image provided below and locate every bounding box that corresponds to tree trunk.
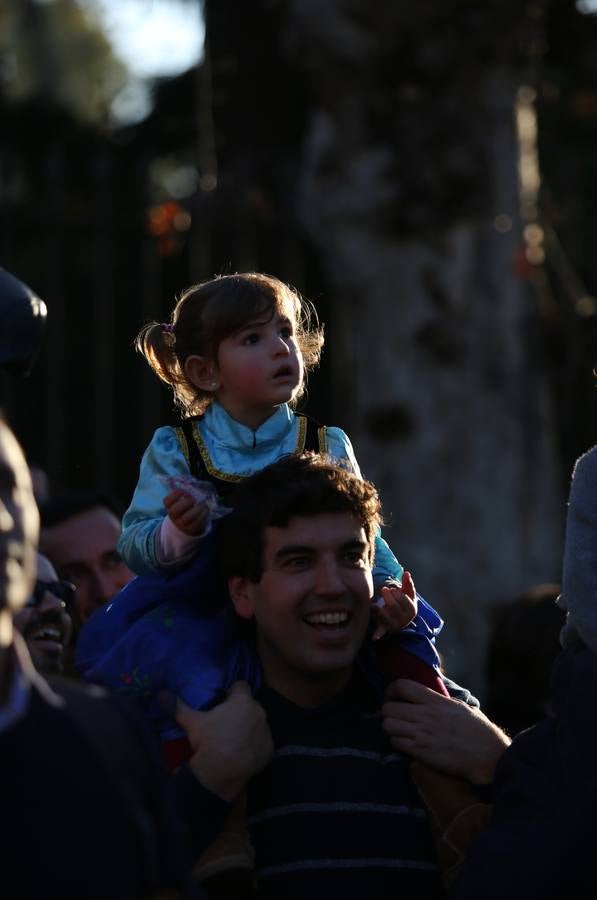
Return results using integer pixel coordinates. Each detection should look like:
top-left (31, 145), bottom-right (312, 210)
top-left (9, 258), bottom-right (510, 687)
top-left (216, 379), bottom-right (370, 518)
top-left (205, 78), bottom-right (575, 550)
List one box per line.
top-left (282, 0), bottom-right (563, 693)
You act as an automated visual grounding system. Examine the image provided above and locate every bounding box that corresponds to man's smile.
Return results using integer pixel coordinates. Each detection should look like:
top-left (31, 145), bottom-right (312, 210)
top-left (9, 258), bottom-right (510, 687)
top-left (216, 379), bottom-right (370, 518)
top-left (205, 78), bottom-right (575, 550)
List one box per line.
top-left (303, 610), bottom-right (350, 627)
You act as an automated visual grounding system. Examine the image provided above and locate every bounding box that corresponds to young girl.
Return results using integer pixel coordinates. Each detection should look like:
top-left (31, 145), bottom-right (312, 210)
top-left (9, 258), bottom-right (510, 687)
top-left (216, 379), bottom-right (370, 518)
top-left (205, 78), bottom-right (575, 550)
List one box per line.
top-left (77, 272), bottom-right (448, 752)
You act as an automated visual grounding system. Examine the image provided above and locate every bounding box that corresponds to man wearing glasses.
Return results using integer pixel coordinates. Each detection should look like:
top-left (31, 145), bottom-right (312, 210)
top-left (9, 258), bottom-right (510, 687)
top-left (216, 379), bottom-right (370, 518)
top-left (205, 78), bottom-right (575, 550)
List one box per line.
top-left (13, 552), bottom-right (73, 675)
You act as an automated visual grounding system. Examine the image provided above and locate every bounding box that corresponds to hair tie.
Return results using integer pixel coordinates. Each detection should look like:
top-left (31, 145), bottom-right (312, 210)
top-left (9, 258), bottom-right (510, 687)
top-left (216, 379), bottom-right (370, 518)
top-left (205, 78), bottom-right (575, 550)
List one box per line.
top-left (161, 323), bottom-right (175, 335)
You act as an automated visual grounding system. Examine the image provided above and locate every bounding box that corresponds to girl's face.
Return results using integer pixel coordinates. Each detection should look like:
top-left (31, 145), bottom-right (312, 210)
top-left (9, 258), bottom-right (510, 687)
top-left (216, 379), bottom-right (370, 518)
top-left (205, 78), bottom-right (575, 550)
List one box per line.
top-left (213, 310), bottom-right (304, 429)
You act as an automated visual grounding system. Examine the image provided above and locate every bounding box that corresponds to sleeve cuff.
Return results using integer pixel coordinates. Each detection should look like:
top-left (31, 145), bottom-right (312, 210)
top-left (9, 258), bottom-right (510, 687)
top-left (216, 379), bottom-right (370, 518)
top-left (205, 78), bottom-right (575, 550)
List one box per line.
top-left (155, 516), bottom-right (211, 566)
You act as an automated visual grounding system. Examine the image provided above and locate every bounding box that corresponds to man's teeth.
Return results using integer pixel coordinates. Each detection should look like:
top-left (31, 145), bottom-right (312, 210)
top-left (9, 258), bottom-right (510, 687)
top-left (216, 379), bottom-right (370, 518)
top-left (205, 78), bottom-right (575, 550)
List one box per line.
top-left (31, 628), bottom-right (62, 642)
top-left (305, 612), bottom-right (348, 625)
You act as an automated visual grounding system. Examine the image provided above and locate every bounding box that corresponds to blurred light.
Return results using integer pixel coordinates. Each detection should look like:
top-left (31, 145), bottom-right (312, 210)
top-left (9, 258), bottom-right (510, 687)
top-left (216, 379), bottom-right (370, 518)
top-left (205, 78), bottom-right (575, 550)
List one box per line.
top-left (78, 0), bottom-right (204, 79)
top-left (164, 166), bottom-right (198, 199)
top-left (577, 0), bottom-right (597, 14)
top-left (526, 246), bottom-right (545, 265)
top-left (149, 158), bottom-right (199, 200)
top-left (173, 211), bottom-right (192, 231)
top-left (523, 223), bottom-right (544, 246)
top-left (199, 173), bottom-right (218, 192)
top-left (516, 86), bottom-right (541, 223)
top-left (147, 206), bottom-right (170, 236)
top-left (494, 214), bottom-right (513, 233)
top-left (110, 80), bottom-right (152, 126)
top-left (146, 200), bottom-right (191, 255)
top-left (575, 295), bottom-right (597, 317)
top-left (517, 86), bottom-right (537, 105)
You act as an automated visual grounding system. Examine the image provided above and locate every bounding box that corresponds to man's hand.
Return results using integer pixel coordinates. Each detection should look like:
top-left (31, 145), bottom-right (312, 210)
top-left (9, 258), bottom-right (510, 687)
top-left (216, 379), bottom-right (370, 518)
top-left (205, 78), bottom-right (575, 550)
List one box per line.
top-left (164, 488), bottom-right (210, 537)
top-left (371, 570), bottom-right (417, 641)
top-left (175, 681), bottom-right (274, 802)
top-left (382, 679), bottom-right (511, 784)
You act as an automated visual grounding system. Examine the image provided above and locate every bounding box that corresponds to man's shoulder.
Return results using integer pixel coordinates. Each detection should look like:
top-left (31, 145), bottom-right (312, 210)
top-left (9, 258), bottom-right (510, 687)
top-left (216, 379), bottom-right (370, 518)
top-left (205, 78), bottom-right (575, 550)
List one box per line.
top-left (44, 675), bottom-right (158, 773)
top-left (46, 673), bottom-right (110, 700)
top-left (44, 674), bottom-right (129, 722)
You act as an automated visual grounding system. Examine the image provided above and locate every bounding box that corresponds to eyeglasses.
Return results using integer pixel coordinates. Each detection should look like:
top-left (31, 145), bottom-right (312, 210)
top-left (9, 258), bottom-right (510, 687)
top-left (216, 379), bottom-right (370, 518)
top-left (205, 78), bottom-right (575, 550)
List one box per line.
top-left (27, 579), bottom-right (76, 609)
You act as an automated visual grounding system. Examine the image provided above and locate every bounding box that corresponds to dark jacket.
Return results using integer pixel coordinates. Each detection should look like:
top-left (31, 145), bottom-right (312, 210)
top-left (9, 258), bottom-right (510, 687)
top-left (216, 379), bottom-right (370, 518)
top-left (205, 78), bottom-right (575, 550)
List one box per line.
top-left (448, 645), bottom-right (597, 899)
top-left (0, 671), bottom-right (210, 899)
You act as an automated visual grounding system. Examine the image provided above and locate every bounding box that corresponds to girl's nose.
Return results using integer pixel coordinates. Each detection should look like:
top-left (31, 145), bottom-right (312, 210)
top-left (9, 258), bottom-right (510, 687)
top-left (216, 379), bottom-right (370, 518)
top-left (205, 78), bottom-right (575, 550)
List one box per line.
top-left (272, 334), bottom-right (291, 356)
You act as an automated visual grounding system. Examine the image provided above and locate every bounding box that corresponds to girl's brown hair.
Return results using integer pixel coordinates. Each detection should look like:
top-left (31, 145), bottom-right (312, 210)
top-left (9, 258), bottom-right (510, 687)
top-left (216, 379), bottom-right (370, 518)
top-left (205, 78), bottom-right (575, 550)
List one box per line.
top-left (135, 272), bottom-right (324, 417)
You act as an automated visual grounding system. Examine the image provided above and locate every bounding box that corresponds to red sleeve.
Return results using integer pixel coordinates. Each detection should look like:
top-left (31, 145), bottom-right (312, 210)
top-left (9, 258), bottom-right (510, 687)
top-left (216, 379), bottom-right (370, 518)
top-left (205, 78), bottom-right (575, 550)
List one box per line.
top-left (375, 641), bottom-right (450, 696)
top-left (162, 736), bottom-right (193, 772)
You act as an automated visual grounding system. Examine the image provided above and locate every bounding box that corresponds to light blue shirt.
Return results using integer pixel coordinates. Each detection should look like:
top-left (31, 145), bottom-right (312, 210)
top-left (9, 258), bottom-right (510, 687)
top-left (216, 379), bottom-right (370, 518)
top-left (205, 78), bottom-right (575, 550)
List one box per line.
top-left (119, 402), bottom-right (403, 586)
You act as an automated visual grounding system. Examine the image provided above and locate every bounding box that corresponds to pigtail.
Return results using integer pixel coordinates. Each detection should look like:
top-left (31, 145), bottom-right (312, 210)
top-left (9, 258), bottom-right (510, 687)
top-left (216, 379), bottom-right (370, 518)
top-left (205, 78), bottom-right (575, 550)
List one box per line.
top-left (135, 320), bottom-right (198, 416)
top-left (135, 321), bottom-right (173, 383)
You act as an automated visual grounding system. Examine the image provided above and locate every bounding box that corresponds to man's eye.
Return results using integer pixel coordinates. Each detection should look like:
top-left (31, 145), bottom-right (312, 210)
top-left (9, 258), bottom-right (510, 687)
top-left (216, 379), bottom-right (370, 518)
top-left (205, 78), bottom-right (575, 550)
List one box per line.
top-left (284, 556), bottom-right (308, 569)
top-left (104, 551), bottom-right (124, 569)
top-left (344, 552), bottom-right (366, 566)
top-left (60, 569), bottom-right (86, 584)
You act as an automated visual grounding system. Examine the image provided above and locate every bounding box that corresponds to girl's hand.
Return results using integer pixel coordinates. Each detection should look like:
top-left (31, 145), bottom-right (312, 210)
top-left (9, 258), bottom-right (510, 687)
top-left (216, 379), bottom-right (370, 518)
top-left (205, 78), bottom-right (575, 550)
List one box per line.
top-left (163, 488), bottom-right (210, 537)
top-left (371, 570), bottom-right (418, 640)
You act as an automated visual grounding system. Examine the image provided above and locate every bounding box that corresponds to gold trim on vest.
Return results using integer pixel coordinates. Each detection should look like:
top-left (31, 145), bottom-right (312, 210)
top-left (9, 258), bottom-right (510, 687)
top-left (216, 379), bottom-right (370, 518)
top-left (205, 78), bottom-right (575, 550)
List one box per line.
top-left (317, 425), bottom-right (328, 454)
top-left (178, 415), bottom-right (310, 483)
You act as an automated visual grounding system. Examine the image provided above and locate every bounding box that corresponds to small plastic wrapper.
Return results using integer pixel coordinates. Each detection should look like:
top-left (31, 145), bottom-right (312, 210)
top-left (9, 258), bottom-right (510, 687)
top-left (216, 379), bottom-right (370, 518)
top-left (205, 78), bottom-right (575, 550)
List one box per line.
top-left (158, 474), bottom-right (232, 520)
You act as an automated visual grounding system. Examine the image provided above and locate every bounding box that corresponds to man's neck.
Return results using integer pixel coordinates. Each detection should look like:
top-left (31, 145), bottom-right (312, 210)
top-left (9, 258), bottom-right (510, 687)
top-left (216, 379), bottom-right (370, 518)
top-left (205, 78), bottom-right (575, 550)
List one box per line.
top-left (262, 666), bottom-right (354, 709)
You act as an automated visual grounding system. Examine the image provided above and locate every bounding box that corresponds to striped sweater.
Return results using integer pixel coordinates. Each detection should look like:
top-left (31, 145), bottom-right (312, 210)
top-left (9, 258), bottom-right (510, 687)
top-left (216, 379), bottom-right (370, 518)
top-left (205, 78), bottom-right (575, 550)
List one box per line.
top-left (247, 677), bottom-right (443, 900)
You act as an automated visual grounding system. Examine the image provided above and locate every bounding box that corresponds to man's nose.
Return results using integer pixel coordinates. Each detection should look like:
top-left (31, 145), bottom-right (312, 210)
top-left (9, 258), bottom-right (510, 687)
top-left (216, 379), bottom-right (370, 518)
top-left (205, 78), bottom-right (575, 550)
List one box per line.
top-left (91, 568), bottom-right (121, 605)
top-left (0, 500), bottom-right (14, 533)
top-left (38, 588), bottom-right (65, 614)
top-left (313, 559), bottom-right (345, 596)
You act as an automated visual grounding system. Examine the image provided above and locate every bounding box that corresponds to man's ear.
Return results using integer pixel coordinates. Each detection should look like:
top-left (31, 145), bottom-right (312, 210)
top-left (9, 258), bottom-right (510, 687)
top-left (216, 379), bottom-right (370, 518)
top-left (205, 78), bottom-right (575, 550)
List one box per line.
top-left (228, 576), bottom-right (255, 620)
top-left (184, 355), bottom-right (220, 392)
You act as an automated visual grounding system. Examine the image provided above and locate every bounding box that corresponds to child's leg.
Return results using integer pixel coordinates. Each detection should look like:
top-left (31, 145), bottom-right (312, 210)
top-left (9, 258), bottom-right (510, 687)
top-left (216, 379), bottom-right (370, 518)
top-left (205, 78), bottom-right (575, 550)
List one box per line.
top-left (375, 639), bottom-right (450, 696)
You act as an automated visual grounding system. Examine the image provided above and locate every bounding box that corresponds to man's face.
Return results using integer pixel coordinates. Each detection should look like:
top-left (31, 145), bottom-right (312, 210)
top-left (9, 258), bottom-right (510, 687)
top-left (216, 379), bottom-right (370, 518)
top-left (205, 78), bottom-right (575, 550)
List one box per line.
top-left (40, 507), bottom-right (133, 626)
top-left (13, 553), bottom-right (72, 674)
top-left (0, 422), bottom-right (38, 616)
top-left (229, 512), bottom-right (374, 707)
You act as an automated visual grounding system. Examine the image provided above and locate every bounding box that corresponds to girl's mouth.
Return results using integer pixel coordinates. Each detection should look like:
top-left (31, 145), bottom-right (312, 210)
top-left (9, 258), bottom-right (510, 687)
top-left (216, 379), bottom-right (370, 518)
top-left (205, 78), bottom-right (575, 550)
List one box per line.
top-left (273, 365), bottom-right (294, 378)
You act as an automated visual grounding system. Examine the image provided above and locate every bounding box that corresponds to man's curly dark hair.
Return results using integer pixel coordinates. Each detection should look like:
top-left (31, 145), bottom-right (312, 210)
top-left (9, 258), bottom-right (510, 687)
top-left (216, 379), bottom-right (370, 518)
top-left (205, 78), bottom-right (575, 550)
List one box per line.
top-left (216, 453), bottom-right (382, 583)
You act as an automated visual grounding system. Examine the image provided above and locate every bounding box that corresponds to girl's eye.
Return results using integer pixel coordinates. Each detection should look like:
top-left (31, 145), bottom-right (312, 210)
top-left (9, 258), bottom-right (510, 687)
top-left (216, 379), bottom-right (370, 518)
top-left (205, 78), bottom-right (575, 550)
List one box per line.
top-left (280, 325), bottom-right (294, 339)
top-left (243, 333), bottom-right (260, 345)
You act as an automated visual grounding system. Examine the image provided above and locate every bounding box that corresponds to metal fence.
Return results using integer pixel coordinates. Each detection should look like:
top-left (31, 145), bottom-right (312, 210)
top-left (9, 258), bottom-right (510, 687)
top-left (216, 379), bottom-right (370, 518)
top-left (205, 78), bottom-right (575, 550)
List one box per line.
top-left (0, 123), bottom-right (328, 506)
